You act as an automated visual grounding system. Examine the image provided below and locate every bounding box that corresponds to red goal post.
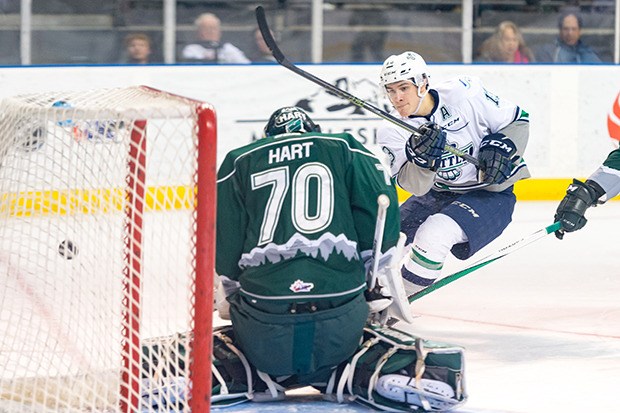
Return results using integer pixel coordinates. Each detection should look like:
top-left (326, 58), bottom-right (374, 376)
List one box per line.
top-left (0, 86), bottom-right (216, 412)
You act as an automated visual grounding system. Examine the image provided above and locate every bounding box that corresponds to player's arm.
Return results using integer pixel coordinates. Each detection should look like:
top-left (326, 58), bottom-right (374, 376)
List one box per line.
top-left (473, 80), bottom-right (530, 185)
top-left (555, 148), bottom-right (620, 239)
top-left (378, 122), bottom-right (442, 196)
top-left (346, 138), bottom-right (400, 258)
top-left (589, 147), bottom-right (620, 199)
top-left (215, 154), bottom-right (248, 281)
top-left (478, 119), bottom-right (529, 184)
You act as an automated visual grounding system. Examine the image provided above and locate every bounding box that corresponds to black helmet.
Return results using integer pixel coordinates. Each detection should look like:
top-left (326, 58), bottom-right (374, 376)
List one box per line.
top-left (263, 106), bottom-right (321, 137)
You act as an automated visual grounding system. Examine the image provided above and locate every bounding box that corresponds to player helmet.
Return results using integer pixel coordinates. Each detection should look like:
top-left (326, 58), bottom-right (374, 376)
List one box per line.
top-left (263, 106), bottom-right (321, 137)
top-left (379, 51), bottom-right (429, 90)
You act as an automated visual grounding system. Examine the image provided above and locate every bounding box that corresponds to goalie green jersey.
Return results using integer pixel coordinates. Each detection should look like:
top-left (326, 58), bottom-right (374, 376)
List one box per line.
top-left (216, 131), bottom-right (399, 303)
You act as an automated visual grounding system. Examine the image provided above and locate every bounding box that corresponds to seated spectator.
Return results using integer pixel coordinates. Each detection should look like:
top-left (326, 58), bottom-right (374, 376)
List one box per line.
top-left (181, 13), bottom-right (250, 64)
top-left (476, 21), bottom-right (534, 63)
top-left (122, 33), bottom-right (152, 64)
top-left (535, 11), bottom-right (602, 63)
top-left (246, 27), bottom-right (276, 63)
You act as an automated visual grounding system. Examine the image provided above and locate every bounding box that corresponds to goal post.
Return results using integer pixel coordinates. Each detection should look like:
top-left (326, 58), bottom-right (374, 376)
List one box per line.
top-left (0, 86), bottom-right (216, 412)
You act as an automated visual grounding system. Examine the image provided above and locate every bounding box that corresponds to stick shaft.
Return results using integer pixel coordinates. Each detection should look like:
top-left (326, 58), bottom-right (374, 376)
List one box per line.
top-left (407, 222), bottom-right (561, 303)
top-left (254, 6), bottom-right (479, 167)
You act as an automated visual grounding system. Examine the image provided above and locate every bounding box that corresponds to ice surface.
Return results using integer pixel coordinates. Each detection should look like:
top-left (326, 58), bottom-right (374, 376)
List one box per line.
top-left (213, 201), bottom-right (620, 413)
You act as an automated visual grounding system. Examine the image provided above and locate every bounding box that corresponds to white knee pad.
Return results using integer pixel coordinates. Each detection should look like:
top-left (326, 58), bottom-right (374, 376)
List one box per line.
top-left (402, 214), bottom-right (467, 285)
top-left (413, 213), bottom-right (467, 260)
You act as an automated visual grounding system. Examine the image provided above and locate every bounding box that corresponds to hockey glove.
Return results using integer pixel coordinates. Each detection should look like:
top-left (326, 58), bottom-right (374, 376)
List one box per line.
top-left (404, 122), bottom-right (446, 171)
top-left (554, 178), bottom-right (605, 239)
top-left (477, 133), bottom-right (519, 185)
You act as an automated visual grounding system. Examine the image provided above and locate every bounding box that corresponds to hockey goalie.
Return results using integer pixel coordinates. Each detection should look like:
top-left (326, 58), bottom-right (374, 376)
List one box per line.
top-left (201, 106), bottom-right (467, 411)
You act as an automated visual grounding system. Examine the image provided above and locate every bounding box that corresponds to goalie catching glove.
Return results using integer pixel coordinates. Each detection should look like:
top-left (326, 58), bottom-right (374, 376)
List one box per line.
top-left (405, 122), bottom-right (446, 171)
top-left (554, 178), bottom-right (605, 239)
top-left (477, 133), bottom-right (519, 185)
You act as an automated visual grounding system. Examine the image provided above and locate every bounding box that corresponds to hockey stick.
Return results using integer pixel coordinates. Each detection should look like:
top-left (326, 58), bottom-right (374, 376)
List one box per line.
top-left (407, 221), bottom-right (561, 303)
top-left (255, 6), bottom-right (480, 168)
top-left (368, 194), bottom-right (390, 290)
top-left (384, 221), bottom-right (561, 326)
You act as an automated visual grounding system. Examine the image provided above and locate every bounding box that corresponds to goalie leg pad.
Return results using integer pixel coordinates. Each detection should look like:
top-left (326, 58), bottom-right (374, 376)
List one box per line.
top-left (329, 325), bottom-right (467, 412)
top-left (212, 326), bottom-right (290, 405)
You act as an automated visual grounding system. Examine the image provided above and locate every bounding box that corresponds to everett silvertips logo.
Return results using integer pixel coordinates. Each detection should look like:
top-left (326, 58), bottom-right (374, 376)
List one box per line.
top-left (289, 279), bottom-right (315, 293)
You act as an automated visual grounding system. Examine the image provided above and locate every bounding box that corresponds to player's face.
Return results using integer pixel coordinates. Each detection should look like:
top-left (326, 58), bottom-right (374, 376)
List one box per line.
top-left (385, 80), bottom-right (424, 117)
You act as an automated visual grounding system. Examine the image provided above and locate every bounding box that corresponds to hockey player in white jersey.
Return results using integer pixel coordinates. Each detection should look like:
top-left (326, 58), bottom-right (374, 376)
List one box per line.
top-left (377, 51), bottom-right (531, 299)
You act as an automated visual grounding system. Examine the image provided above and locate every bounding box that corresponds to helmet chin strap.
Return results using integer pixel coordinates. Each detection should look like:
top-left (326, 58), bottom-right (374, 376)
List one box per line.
top-left (410, 80), bottom-right (428, 116)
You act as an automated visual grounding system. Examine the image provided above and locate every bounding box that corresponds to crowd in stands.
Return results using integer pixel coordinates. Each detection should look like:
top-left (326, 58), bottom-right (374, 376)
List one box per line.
top-left (0, 3), bottom-right (613, 66)
top-left (124, 7), bottom-right (606, 65)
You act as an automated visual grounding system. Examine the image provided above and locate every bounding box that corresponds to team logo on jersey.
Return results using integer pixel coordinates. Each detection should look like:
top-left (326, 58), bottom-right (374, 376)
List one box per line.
top-left (290, 279), bottom-right (315, 293)
top-left (436, 142), bottom-right (473, 181)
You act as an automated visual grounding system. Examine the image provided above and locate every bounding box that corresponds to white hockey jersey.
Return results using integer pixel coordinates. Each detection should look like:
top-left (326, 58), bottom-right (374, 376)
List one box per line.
top-left (377, 75), bottom-right (530, 195)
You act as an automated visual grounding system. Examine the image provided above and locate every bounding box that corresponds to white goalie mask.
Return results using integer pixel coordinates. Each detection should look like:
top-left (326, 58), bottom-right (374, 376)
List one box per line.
top-left (379, 51), bottom-right (429, 98)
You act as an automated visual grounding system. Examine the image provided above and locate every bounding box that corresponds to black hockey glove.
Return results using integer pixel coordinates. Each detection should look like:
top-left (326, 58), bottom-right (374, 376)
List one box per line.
top-left (553, 178), bottom-right (605, 239)
top-left (477, 133), bottom-right (519, 185)
top-left (405, 122), bottom-right (446, 171)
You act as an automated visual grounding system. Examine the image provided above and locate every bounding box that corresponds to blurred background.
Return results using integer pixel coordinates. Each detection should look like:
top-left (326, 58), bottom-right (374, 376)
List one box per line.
top-left (0, 0), bottom-right (617, 66)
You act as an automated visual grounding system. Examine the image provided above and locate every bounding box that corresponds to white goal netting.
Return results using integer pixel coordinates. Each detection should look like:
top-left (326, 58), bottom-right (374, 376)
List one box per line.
top-left (0, 86), bottom-right (216, 412)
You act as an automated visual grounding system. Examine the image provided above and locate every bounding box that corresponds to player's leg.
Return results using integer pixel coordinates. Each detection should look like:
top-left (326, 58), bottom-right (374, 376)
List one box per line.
top-left (399, 187), bottom-right (516, 296)
top-left (399, 191), bottom-right (461, 295)
top-left (444, 186), bottom-right (516, 260)
top-left (401, 213), bottom-right (467, 296)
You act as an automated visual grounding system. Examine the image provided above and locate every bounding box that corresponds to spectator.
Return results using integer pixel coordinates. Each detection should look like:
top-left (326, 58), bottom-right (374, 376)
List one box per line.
top-left (535, 11), bottom-right (602, 63)
top-left (246, 27), bottom-right (276, 63)
top-left (181, 12), bottom-right (250, 64)
top-left (476, 21), bottom-right (534, 63)
top-left (122, 33), bottom-right (152, 64)
top-left (349, 8), bottom-right (388, 62)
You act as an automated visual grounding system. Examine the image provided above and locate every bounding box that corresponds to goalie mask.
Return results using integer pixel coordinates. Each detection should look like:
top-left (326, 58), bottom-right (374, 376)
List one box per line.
top-left (379, 51), bottom-right (429, 97)
top-left (263, 106), bottom-right (321, 138)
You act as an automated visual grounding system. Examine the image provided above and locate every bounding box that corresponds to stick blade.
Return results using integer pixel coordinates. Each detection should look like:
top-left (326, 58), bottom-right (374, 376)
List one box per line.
top-left (255, 6), bottom-right (285, 64)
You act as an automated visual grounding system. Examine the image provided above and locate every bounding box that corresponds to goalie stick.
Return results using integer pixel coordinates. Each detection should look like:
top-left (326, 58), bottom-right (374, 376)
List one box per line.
top-left (368, 194), bottom-right (390, 290)
top-left (385, 222), bottom-right (561, 326)
top-left (254, 6), bottom-right (480, 168)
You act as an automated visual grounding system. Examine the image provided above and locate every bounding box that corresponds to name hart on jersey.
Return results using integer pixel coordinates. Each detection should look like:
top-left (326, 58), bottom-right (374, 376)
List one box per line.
top-left (268, 142), bottom-right (314, 164)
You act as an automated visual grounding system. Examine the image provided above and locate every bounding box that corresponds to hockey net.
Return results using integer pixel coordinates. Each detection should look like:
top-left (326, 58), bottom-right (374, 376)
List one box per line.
top-left (0, 86), bottom-right (216, 412)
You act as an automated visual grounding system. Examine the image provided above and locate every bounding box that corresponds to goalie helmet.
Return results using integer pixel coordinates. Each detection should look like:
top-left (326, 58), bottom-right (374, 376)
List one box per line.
top-left (263, 106), bottom-right (321, 138)
top-left (379, 51), bottom-right (429, 90)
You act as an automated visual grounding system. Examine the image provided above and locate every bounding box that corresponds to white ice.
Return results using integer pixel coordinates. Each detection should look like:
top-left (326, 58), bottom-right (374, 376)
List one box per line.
top-left (214, 201), bottom-right (620, 413)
